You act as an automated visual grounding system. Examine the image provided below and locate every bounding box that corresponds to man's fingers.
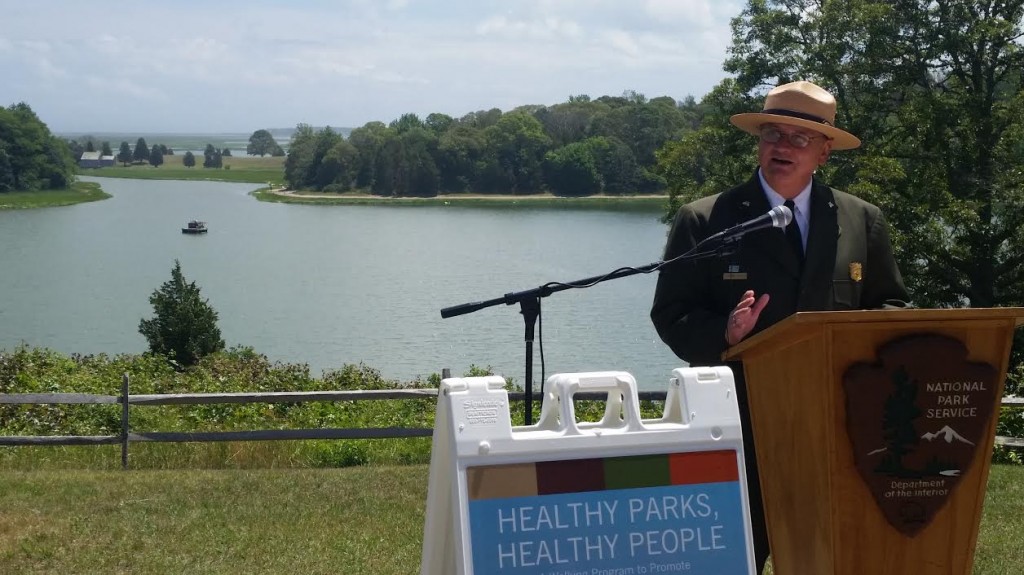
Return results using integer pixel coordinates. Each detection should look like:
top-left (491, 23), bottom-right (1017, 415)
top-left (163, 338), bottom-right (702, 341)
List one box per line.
top-left (739, 291), bottom-right (756, 307)
top-left (751, 294), bottom-right (770, 316)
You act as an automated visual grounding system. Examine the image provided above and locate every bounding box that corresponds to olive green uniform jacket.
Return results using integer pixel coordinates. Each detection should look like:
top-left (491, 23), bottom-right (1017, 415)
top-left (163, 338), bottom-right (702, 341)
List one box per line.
top-left (650, 172), bottom-right (909, 571)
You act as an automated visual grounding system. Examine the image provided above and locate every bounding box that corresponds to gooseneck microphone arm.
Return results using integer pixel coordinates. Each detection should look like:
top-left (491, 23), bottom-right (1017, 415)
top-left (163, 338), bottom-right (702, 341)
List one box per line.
top-left (439, 205), bottom-right (793, 319)
top-left (439, 205), bottom-right (792, 424)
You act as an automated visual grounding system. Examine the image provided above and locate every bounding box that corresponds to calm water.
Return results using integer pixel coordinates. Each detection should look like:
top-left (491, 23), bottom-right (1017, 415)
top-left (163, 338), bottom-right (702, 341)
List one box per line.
top-left (0, 178), bottom-right (686, 390)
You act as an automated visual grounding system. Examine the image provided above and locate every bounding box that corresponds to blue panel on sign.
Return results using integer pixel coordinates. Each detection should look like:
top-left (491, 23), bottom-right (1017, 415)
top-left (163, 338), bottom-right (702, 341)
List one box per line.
top-left (469, 481), bottom-right (750, 574)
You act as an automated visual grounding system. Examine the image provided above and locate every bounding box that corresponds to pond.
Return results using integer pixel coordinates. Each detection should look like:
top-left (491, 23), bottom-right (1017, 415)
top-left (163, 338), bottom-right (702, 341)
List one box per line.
top-left (0, 177), bottom-right (687, 390)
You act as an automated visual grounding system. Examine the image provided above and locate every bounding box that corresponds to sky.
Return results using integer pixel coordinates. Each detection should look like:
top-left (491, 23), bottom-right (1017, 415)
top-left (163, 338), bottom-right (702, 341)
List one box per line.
top-left (2, 0), bottom-right (743, 135)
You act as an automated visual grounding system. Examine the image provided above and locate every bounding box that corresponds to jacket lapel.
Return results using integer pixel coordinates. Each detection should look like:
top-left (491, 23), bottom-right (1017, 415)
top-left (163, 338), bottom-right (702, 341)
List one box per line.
top-left (800, 181), bottom-right (839, 299)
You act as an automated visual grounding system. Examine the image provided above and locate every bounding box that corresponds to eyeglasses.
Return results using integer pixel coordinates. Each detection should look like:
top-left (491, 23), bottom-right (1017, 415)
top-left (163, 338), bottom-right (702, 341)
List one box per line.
top-left (759, 126), bottom-right (826, 149)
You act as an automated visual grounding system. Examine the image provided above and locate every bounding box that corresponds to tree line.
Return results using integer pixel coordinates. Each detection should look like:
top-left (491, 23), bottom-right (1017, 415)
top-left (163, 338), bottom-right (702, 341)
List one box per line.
top-left (65, 135), bottom-right (242, 169)
top-left (281, 92), bottom-right (704, 197)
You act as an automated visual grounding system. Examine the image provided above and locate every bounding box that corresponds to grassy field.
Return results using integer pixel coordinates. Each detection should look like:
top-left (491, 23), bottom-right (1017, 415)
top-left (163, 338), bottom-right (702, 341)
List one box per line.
top-left (0, 463), bottom-right (1020, 574)
top-left (75, 155), bottom-right (671, 210)
top-left (0, 181), bottom-right (110, 210)
top-left (0, 465), bottom-right (427, 575)
top-left (86, 155), bottom-right (286, 185)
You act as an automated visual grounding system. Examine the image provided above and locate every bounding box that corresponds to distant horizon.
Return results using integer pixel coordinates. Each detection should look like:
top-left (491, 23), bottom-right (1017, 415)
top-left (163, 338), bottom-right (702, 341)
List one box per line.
top-left (49, 86), bottom-right (699, 140)
top-left (55, 127), bottom-right (322, 138)
top-left (54, 128), bottom-right (340, 151)
top-left (55, 130), bottom-right (299, 152)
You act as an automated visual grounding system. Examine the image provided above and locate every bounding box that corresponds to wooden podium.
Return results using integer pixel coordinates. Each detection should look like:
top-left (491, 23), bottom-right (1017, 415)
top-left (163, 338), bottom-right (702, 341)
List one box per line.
top-left (723, 308), bottom-right (1024, 575)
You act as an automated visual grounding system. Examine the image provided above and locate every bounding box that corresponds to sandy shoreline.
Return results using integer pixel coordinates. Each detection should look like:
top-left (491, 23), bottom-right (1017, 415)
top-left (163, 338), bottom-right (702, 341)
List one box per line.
top-left (268, 188), bottom-right (668, 201)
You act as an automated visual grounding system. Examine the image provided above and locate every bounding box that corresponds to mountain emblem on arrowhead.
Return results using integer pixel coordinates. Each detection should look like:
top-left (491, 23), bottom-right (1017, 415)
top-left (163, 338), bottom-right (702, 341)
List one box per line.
top-left (921, 425), bottom-right (974, 446)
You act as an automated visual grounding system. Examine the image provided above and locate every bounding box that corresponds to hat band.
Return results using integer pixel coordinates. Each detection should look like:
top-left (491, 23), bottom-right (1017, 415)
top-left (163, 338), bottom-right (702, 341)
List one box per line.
top-left (761, 108), bottom-right (833, 127)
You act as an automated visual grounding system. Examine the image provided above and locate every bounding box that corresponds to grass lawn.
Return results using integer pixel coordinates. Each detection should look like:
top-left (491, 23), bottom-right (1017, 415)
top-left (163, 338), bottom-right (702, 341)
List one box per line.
top-left (0, 181), bottom-right (110, 210)
top-left (87, 155), bottom-right (286, 185)
top-left (0, 464), bottom-right (1020, 574)
top-left (0, 465), bottom-right (428, 575)
top-left (76, 156), bottom-right (670, 209)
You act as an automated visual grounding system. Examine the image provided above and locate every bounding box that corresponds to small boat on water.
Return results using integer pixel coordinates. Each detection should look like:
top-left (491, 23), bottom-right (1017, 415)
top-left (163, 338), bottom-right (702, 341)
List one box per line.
top-left (182, 220), bottom-right (208, 234)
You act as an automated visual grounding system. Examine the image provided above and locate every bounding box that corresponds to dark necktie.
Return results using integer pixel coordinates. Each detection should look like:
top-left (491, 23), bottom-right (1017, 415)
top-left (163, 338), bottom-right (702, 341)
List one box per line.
top-left (784, 200), bottom-right (804, 261)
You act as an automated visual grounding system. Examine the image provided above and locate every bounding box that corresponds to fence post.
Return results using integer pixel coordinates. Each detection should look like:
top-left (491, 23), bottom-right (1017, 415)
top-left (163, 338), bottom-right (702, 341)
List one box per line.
top-left (441, 368), bottom-right (450, 379)
top-left (120, 373), bottom-right (129, 470)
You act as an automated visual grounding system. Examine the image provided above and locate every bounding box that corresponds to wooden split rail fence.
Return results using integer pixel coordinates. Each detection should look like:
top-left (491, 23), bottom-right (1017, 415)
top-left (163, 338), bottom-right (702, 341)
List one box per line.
top-left (2, 374), bottom-right (1022, 469)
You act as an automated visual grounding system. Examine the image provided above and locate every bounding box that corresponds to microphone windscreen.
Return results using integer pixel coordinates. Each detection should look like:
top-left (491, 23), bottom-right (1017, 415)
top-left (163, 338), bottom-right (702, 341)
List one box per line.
top-left (770, 205), bottom-right (793, 228)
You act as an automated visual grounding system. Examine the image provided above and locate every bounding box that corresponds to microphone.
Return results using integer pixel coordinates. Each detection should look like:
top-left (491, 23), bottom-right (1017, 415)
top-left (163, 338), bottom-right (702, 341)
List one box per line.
top-left (700, 205), bottom-right (792, 246)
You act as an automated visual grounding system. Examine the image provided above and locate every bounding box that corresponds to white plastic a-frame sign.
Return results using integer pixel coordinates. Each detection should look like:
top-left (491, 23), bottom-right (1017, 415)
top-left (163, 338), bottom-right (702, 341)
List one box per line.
top-left (421, 368), bottom-right (755, 575)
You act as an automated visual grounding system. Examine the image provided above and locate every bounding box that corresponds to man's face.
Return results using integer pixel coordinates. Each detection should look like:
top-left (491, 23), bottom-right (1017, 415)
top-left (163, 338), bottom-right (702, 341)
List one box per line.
top-left (757, 123), bottom-right (832, 197)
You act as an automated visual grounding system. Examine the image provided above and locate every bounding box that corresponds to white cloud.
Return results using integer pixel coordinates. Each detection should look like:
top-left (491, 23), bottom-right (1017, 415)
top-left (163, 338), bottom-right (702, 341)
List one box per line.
top-left (644, 0), bottom-right (714, 27)
top-left (0, 1), bottom-right (740, 133)
top-left (175, 38), bottom-right (232, 64)
top-left (277, 48), bottom-right (377, 78)
top-left (475, 15), bottom-right (584, 42)
top-left (84, 75), bottom-right (165, 102)
top-left (93, 35), bottom-right (128, 57)
top-left (21, 40), bottom-right (53, 54)
top-left (603, 30), bottom-right (643, 60)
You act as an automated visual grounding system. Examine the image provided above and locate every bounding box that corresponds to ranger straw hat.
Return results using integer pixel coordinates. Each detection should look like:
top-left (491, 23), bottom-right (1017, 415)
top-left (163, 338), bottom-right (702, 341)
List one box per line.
top-left (730, 81), bottom-right (861, 150)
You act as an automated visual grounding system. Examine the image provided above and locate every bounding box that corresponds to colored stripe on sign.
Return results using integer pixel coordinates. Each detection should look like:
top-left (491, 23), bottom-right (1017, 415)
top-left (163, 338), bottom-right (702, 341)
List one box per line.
top-left (467, 450), bottom-right (738, 500)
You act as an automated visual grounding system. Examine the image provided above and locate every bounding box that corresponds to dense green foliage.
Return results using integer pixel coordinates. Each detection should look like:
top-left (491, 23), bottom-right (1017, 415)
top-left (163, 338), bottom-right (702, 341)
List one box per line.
top-left (282, 92), bottom-right (699, 197)
top-left (117, 141), bottom-right (132, 166)
top-left (656, 0), bottom-right (1024, 394)
top-left (203, 143), bottom-right (223, 168)
top-left (247, 128), bottom-right (285, 157)
top-left (0, 102), bottom-right (76, 192)
top-left (132, 137), bottom-right (150, 164)
top-left (138, 260), bottom-right (225, 368)
top-left (148, 146), bottom-right (164, 167)
top-left (0, 346), bottom-right (438, 469)
top-left (0, 345), bottom-right (1017, 467)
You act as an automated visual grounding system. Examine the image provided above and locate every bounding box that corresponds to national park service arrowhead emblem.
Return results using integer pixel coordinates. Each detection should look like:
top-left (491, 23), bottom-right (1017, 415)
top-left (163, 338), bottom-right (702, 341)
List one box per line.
top-left (842, 334), bottom-right (998, 536)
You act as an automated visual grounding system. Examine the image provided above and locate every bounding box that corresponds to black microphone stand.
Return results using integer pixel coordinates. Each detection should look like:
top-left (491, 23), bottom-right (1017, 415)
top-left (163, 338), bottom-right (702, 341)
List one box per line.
top-left (440, 236), bottom-right (740, 425)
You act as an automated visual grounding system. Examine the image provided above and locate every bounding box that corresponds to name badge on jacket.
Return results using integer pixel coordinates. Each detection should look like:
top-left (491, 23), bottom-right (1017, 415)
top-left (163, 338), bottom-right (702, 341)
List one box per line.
top-left (724, 264), bottom-right (747, 280)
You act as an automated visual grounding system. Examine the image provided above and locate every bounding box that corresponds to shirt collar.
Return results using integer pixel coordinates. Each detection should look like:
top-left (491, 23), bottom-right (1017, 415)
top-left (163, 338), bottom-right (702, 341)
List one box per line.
top-left (757, 169), bottom-right (811, 229)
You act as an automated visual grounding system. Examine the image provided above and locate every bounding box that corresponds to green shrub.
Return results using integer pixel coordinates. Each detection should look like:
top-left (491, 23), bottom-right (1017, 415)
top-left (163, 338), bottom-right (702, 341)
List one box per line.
top-left (1, 347), bottom-right (1019, 468)
top-left (138, 260), bottom-right (225, 368)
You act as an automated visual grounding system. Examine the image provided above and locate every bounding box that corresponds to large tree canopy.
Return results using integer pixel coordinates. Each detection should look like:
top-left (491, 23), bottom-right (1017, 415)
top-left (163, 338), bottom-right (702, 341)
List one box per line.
top-left (657, 0), bottom-right (1024, 389)
top-left (247, 129), bottom-right (283, 156)
top-left (117, 141), bottom-right (132, 166)
top-left (0, 102), bottom-right (75, 192)
top-left (132, 137), bottom-right (150, 164)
